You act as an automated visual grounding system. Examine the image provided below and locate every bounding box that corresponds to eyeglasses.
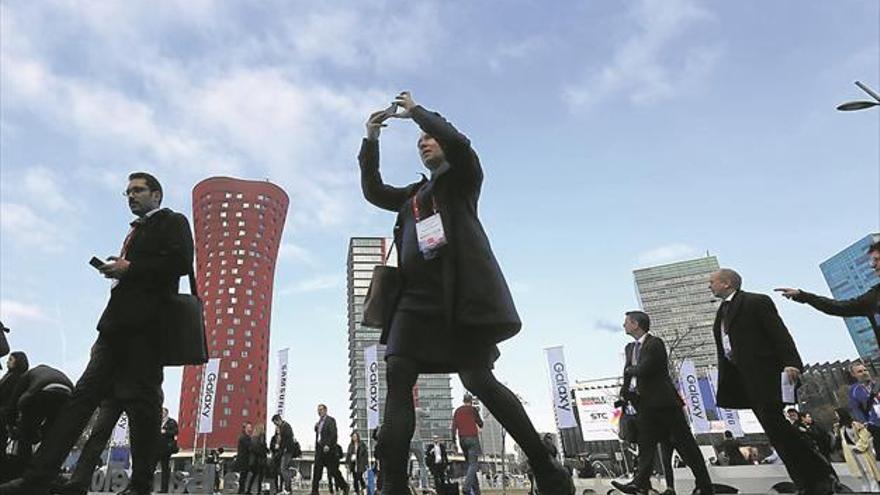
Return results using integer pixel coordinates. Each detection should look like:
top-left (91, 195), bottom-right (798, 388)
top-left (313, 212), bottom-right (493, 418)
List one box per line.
top-left (123, 186), bottom-right (151, 196)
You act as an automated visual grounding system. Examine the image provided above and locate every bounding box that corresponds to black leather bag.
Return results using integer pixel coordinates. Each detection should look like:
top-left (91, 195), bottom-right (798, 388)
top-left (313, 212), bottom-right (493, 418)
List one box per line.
top-left (160, 271), bottom-right (208, 366)
top-left (361, 246), bottom-right (400, 329)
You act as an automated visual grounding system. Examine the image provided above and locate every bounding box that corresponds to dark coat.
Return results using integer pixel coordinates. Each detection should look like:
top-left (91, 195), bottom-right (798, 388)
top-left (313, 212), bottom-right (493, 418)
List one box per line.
top-left (794, 284), bottom-right (880, 348)
top-left (424, 442), bottom-right (448, 468)
top-left (4, 365), bottom-right (73, 423)
top-left (347, 440), bottom-right (369, 473)
top-left (249, 432), bottom-right (269, 469)
top-left (358, 106), bottom-right (521, 346)
top-left (619, 334), bottom-right (682, 409)
top-left (159, 417), bottom-right (179, 457)
top-left (315, 415), bottom-right (338, 451)
top-left (97, 208), bottom-right (194, 335)
top-left (275, 420), bottom-right (295, 455)
top-left (713, 291), bottom-right (804, 409)
top-left (235, 433), bottom-right (253, 472)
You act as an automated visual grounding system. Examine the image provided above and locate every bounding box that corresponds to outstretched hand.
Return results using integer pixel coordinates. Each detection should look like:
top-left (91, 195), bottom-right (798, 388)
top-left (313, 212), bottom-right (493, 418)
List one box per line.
top-left (774, 288), bottom-right (801, 300)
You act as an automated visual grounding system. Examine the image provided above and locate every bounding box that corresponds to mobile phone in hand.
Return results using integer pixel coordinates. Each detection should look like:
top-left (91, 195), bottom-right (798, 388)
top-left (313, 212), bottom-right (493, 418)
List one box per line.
top-left (89, 256), bottom-right (107, 269)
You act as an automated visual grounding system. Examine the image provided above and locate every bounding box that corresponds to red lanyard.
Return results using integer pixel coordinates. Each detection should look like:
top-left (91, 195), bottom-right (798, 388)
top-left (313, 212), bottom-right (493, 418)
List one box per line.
top-left (411, 193), bottom-right (439, 222)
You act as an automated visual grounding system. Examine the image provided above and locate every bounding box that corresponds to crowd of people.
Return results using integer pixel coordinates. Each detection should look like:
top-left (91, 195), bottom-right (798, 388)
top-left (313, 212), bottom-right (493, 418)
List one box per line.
top-left (0, 91), bottom-right (878, 495)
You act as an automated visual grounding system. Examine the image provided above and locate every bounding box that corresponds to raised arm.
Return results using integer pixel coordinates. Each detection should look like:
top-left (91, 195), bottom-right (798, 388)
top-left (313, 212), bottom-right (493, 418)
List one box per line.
top-left (359, 138), bottom-right (412, 212)
top-left (777, 287), bottom-right (875, 318)
top-left (393, 92), bottom-right (483, 189)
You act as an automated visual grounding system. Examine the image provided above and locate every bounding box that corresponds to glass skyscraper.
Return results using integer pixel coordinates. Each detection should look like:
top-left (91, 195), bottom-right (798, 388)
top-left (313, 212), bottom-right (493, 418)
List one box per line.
top-left (633, 256), bottom-right (721, 371)
top-left (347, 237), bottom-right (454, 443)
top-left (820, 233), bottom-right (880, 359)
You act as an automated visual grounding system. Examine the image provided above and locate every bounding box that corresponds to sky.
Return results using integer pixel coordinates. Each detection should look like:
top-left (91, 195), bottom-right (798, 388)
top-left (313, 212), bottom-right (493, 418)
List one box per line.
top-left (1, 0), bottom-right (878, 448)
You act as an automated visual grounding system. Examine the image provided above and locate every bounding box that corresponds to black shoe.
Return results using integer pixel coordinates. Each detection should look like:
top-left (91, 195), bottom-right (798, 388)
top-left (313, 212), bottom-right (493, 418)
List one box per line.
top-left (660, 489), bottom-right (676, 495)
top-left (117, 486), bottom-right (151, 495)
top-left (49, 479), bottom-right (87, 495)
top-left (804, 477), bottom-right (833, 495)
top-left (611, 480), bottom-right (650, 495)
top-left (0, 478), bottom-right (51, 495)
top-left (691, 487), bottom-right (714, 495)
top-left (532, 459), bottom-right (574, 495)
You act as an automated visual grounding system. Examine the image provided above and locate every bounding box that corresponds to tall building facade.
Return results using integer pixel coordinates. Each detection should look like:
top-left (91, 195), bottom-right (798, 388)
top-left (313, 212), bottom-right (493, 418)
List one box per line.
top-left (820, 233), bottom-right (880, 359)
top-left (178, 177), bottom-right (289, 449)
top-left (473, 398), bottom-right (504, 457)
top-left (347, 237), bottom-right (454, 443)
top-left (633, 256), bottom-right (721, 371)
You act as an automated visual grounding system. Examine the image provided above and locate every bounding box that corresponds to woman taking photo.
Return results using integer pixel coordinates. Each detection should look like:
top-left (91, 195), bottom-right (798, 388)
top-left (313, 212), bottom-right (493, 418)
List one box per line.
top-left (358, 91), bottom-right (573, 495)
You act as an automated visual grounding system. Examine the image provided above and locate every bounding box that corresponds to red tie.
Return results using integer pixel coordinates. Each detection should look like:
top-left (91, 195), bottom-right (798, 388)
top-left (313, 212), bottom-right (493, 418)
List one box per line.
top-left (120, 222), bottom-right (140, 258)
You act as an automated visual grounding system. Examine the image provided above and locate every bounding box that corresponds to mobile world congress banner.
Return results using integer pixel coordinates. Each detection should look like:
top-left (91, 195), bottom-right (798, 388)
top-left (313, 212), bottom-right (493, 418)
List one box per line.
top-left (544, 346), bottom-right (578, 429)
top-left (198, 358), bottom-right (221, 434)
top-left (573, 386), bottom-right (619, 441)
top-left (275, 348), bottom-right (290, 417)
top-left (364, 344), bottom-right (380, 430)
top-left (678, 360), bottom-right (711, 434)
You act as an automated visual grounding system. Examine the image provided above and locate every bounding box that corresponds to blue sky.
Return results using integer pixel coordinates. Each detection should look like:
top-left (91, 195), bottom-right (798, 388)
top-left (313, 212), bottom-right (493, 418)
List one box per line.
top-left (1, 0), bottom-right (878, 445)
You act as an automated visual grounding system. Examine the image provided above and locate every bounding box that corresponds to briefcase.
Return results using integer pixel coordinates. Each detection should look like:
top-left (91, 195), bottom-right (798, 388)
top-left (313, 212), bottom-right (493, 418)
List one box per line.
top-left (443, 481), bottom-right (460, 495)
top-left (160, 271), bottom-right (208, 366)
top-left (361, 252), bottom-right (400, 329)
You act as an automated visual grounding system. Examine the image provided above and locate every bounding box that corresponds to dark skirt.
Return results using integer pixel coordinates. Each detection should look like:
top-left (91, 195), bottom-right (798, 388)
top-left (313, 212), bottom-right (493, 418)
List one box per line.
top-left (384, 309), bottom-right (500, 373)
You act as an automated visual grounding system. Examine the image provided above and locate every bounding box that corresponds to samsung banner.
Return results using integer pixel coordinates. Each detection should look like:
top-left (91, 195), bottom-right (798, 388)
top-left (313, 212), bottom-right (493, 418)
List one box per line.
top-left (573, 385), bottom-right (619, 441)
top-left (364, 345), bottom-right (380, 430)
top-left (708, 368), bottom-right (744, 437)
top-left (275, 348), bottom-right (289, 417)
top-left (678, 360), bottom-right (710, 434)
top-left (198, 358), bottom-right (221, 434)
top-left (544, 346), bottom-right (577, 429)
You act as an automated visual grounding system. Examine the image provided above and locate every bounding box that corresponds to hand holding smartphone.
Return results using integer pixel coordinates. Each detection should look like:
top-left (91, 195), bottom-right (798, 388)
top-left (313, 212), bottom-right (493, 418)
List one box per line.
top-left (89, 256), bottom-right (107, 270)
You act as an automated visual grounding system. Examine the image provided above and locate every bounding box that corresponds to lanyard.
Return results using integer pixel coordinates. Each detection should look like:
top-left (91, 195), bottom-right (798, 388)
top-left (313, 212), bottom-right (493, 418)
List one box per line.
top-left (411, 192), bottom-right (439, 222)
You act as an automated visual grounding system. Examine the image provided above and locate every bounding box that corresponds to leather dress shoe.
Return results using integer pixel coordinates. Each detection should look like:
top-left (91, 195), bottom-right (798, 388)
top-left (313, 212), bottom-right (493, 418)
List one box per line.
top-left (532, 458), bottom-right (575, 495)
top-left (610, 480), bottom-right (650, 495)
top-left (49, 479), bottom-right (87, 495)
top-left (0, 478), bottom-right (51, 495)
top-left (117, 486), bottom-right (151, 495)
top-left (691, 487), bottom-right (714, 495)
top-left (659, 489), bottom-right (676, 495)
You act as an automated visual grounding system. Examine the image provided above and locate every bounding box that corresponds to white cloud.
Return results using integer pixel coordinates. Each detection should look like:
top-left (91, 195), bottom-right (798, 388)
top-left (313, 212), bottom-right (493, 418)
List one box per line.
top-left (22, 167), bottom-right (74, 212)
top-left (636, 243), bottom-right (702, 266)
top-left (563, 0), bottom-right (719, 108)
top-left (594, 319), bottom-right (623, 333)
top-left (0, 299), bottom-right (53, 324)
top-left (488, 36), bottom-right (548, 72)
top-left (0, 202), bottom-right (67, 252)
top-left (278, 242), bottom-right (316, 265)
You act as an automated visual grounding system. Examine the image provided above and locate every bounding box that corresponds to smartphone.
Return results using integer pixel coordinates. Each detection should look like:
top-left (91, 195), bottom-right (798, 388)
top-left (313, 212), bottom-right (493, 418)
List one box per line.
top-left (384, 102), bottom-right (398, 118)
top-left (89, 256), bottom-right (107, 269)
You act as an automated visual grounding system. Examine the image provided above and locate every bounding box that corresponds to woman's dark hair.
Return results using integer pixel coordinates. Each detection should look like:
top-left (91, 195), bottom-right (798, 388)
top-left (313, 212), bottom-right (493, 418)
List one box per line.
top-left (8, 351), bottom-right (28, 373)
top-left (835, 407), bottom-right (854, 427)
top-left (351, 431), bottom-right (361, 442)
top-left (868, 240), bottom-right (880, 255)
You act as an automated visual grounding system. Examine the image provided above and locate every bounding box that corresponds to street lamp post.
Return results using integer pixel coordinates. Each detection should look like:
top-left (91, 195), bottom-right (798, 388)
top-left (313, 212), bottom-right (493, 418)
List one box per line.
top-left (837, 81), bottom-right (880, 111)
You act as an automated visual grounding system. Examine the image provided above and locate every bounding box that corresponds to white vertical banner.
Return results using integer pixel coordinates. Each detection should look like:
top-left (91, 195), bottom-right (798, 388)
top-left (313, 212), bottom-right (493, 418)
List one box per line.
top-left (275, 348), bottom-right (290, 417)
top-left (678, 360), bottom-right (710, 434)
top-left (708, 368), bottom-right (744, 438)
top-left (544, 346), bottom-right (577, 429)
top-left (198, 358), bottom-right (221, 434)
top-left (111, 412), bottom-right (129, 446)
top-left (364, 345), bottom-right (380, 430)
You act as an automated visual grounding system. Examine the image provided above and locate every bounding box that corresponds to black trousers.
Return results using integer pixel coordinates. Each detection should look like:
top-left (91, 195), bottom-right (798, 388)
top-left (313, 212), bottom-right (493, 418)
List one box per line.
top-left (632, 406), bottom-right (711, 490)
top-left (312, 450), bottom-right (347, 493)
top-left (69, 398), bottom-right (123, 488)
top-left (429, 465), bottom-right (446, 494)
top-left (24, 333), bottom-right (163, 492)
top-left (752, 402), bottom-right (834, 488)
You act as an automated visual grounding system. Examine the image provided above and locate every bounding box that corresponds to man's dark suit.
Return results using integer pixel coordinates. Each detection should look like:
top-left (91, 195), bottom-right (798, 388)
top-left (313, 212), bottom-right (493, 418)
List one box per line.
top-left (158, 415), bottom-right (179, 493)
top-left (424, 442), bottom-right (449, 494)
top-left (68, 398), bottom-right (124, 490)
top-left (23, 208), bottom-right (193, 494)
top-left (619, 334), bottom-right (711, 492)
top-left (311, 415), bottom-right (347, 494)
top-left (712, 290), bottom-right (833, 491)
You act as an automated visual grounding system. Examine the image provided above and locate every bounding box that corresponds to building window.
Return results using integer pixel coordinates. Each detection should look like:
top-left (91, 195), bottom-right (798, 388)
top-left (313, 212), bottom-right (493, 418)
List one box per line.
top-left (226, 384), bottom-right (234, 391)
top-left (224, 407), bottom-right (232, 416)
top-left (230, 360), bottom-right (238, 368)
top-left (242, 408), bottom-right (249, 417)
top-left (244, 373), bottom-right (251, 381)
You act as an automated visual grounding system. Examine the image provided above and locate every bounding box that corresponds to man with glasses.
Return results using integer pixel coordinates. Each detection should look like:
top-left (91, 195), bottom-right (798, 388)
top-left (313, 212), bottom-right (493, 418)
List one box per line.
top-left (0, 172), bottom-right (194, 495)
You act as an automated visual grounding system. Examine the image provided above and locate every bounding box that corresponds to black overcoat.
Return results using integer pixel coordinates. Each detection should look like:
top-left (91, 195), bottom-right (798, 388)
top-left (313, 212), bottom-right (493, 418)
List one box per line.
top-left (358, 106), bottom-right (521, 346)
top-left (712, 290), bottom-right (803, 409)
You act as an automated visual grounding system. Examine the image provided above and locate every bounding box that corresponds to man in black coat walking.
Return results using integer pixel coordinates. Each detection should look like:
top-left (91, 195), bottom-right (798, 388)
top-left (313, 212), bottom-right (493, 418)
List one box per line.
top-left (157, 407), bottom-right (179, 493)
top-left (709, 269), bottom-right (834, 495)
top-left (0, 172), bottom-right (194, 495)
top-left (610, 311), bottom-right (713, 495)
top-left (311, 404), bottom-right (348, 495)
top-left (271, 413), bottom-right (296, 493)
top-left (776, 239), bottom-right (880, 351)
